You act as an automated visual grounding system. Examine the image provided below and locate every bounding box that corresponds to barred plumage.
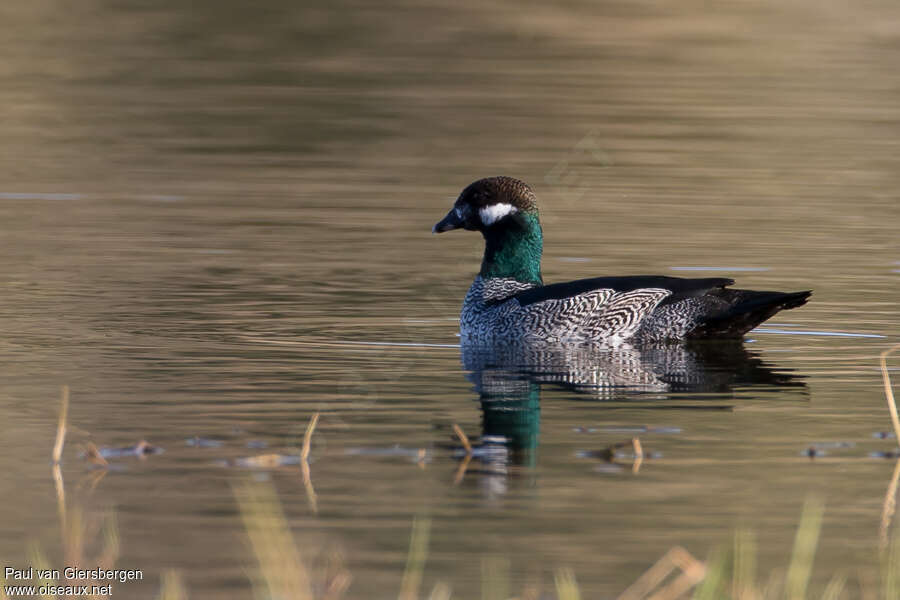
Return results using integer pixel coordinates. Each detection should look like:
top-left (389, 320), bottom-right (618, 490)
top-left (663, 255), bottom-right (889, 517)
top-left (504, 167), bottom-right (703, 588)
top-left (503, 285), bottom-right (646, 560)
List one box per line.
top-left (434, 176), bottom-right (811, 344)
top-left (460, 276), bottom-right (671, 344)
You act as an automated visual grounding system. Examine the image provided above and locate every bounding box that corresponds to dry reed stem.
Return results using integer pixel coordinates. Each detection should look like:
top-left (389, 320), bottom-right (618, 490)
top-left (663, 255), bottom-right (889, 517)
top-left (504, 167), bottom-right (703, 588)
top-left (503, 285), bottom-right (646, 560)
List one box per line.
top-left (632, 437), bottom-right (643, 458)
top-left (616, 547), bottom-right (705, 600)
top-left (301, 412), bottom-right (320, 462)
top-left (80, 468), bottom-right (108, 494)
top-left (646, 572), bottom-right (701, 600)
top-left (453, 453), bottom-right (472, 486)
top-left (83, 441), bottom-right (109, 467)
top-left (301, 413), bottom-right (320, 513)
top-left (878, 344), bottom-right (900, 551)
top-left (452, 424), bottom-right (472, 454)
top-left (52, 385), bottom-right (69, 464)
top-left (301, 459), bottom-right (318, 515)
top-left (881, 458), bottom-right (900, 551)
top-left (632, 437), bottom-right (643, 474)
top-left (53, 463), bottom-right (66, 534)
top-left (881, 344), bottom-right (900, 442)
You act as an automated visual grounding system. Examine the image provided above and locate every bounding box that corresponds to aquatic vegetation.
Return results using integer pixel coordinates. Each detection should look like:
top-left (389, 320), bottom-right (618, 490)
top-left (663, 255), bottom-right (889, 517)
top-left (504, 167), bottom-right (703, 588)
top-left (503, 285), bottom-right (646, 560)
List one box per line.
top-left (227, 481), bottom-right (900, 600)
top-left (157, 571), bottom-right (188, 600)
top-left (9, 346), bottom-right (896, 600)
top-left (234, 481), bottom-right (314, 600)
top-left (222, 345), bottom-right (900, 600)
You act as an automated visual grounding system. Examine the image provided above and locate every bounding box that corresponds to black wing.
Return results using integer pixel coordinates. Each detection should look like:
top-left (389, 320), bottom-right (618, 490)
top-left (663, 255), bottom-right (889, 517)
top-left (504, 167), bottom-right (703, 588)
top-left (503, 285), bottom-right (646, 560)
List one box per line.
top-left (512, 275), bottom-right (734, 307)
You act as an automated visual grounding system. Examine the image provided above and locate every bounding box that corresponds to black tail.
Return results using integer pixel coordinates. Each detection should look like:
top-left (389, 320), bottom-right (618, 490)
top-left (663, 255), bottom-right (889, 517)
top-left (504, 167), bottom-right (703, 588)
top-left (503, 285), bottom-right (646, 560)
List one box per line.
top-left (688, 289), bottom-right (812, 339)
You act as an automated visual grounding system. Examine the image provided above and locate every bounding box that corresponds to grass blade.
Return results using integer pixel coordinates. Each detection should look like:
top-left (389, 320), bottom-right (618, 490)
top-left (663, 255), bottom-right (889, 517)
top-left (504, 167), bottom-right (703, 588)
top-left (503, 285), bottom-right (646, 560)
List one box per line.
top-left (785, 498), bottom-right (824, 600)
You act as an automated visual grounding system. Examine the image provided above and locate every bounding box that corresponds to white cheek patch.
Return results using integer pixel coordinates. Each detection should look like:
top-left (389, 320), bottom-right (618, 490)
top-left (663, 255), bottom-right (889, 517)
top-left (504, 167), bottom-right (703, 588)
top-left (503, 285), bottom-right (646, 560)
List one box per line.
top-left (478, 203), bottom-right (518, 226)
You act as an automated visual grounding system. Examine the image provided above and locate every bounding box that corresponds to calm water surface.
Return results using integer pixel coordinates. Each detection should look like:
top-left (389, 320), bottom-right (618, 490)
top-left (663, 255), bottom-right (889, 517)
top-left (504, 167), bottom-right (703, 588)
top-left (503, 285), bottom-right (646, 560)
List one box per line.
top-left (1, 0), bottom-right (899, 598)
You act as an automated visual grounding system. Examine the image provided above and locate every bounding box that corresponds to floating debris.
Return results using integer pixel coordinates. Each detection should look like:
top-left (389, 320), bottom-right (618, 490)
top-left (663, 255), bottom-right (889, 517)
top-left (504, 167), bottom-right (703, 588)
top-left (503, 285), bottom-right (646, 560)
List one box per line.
top-left (579, 449), bottom-right (662, 461)
top-left (232, 454), bottom-right (302, 468)
top-left (593, 463), bottom-right (624, 474)
top-left (101, 440), bottom-right (163, 458)
top-left (577, 448), bottom-right (617, 461)
top-left (874, 431), bottom-right (897, 440)
top-left (572, 426), bottom-right (598, 433)
top-left (578, 437), bottom-right (658, 471)
top-left (78, 440), bottom-right (160, 468)
top-left (600, 426), bottom-right (682, 434)
top-left (808, 441), bottom-right (855, 449)
top-left (344, 445), bottom-right (430, 462)
top-left (871, 450), bottom-right (900, 459)
top-left (451, 444), bottom-right (507, 460)
top-left (577, 438), bottom-right (639, 462)
top-left (186, 437), bottom-right (224, 448)
top-left (801, 441), bottom-right (856, 458)
top-left (804, 447), bottom-right (826, 459)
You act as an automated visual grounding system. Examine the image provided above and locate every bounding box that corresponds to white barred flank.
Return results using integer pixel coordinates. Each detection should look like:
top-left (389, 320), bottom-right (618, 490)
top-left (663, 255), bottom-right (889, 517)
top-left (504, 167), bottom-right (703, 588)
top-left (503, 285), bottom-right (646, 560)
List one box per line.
top-left (587, 289), bottom-right (671, 340)
top-left (460, 276), bottom-right (673, 344)
top-left (478, 203), bottom-right (518, 225)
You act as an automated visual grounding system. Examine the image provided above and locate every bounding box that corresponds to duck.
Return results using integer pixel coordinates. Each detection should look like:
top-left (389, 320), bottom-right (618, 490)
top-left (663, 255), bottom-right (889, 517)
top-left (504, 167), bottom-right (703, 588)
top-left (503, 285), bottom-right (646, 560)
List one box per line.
top-left (432, 176), bottom-right (811, 345)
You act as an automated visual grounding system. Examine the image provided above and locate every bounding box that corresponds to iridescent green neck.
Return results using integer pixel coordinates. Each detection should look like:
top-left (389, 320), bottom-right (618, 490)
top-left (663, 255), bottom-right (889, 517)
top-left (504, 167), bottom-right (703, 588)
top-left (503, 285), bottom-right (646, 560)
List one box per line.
top-left (480, 212), bottom-right (543, 285)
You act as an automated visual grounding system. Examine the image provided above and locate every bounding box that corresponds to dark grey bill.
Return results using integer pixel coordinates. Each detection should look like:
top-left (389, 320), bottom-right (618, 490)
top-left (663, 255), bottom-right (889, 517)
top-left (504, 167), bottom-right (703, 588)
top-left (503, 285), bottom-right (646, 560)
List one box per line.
top-left (432, 208), bottom-right (464, 233)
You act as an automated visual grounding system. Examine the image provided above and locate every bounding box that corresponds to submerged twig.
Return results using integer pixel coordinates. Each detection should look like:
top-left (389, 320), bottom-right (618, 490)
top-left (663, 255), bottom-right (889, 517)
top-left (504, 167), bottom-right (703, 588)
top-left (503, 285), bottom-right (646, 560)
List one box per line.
top-left (52, 385), bottom-right (69, 464)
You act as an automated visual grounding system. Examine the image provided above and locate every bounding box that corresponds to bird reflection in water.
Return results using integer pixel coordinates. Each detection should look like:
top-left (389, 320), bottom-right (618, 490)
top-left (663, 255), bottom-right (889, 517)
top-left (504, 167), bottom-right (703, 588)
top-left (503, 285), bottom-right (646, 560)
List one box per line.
top-left (453, 340), bottom-right (806, 498)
